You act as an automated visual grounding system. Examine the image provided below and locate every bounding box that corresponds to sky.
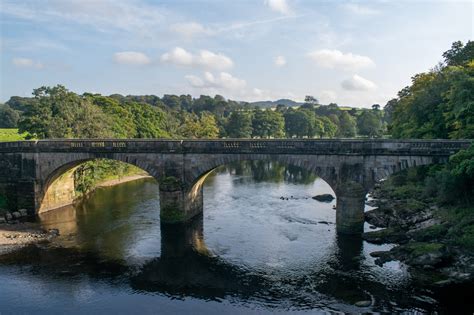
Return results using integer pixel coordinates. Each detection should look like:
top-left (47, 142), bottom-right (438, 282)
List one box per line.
top-left (0, 0), bottom-right (472, 108)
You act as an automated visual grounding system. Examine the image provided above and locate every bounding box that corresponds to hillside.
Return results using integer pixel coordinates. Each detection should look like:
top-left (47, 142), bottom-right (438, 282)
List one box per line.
top-left (250, 99), bottom-right (303, 109)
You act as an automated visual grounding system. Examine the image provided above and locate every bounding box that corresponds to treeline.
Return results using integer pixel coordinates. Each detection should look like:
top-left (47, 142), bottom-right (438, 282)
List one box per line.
top-left (1, 87), bottom-right (386, 140)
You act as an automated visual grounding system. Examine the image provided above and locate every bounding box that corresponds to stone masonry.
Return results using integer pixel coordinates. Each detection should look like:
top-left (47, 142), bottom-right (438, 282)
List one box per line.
top-left (0, 139), bottom-right (471, 234)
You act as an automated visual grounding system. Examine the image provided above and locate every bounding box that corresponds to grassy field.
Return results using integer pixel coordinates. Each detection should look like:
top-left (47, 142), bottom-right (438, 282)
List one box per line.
top-left (0, 129), bottom-right (27, 142)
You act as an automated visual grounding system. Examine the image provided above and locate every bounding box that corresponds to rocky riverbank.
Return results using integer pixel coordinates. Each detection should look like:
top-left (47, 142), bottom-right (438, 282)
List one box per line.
top-left (0, 222), bottom-right (59, 254)
top-left (364, 183), bottom-right (474, 287)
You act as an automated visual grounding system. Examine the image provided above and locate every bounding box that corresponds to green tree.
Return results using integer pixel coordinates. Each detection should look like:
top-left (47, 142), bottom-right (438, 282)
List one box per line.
top-left (91, 96), bottom-right (137, 138)
top-left (252, 109), bottom-right (285, 138)
top-left (444, 61), bottom-right (474, 139)
top-left (443, 40), bottom-right (474, 66)
top-left (357, 110), bottom-right (383, 138)
top-left (319, 116), bottom-right (337, 138)
top-left (180, 112), bottom-right (219, 138)
top-left (284, 109), bottom-right (314, 138)
top-left (337, 111), bottom-right (356, 137)
top-left (0, 105), bottom-right (20, 128)
top-left (226, 111), bottom-right (253, 138)
top-left (19, 85), bottom-right (113, 139)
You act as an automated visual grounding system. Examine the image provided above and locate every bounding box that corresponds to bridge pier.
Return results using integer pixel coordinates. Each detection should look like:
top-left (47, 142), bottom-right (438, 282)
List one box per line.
top-left (159, 177), bottom-right (203, 224)
top-left (335, 182), bottom-right (366, 234)
top-left (1, 180), bottom-right (37, 214)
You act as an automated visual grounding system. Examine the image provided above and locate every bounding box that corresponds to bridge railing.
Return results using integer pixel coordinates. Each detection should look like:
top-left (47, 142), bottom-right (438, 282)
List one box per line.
top-left (0, 139), bottom-right (471, 155)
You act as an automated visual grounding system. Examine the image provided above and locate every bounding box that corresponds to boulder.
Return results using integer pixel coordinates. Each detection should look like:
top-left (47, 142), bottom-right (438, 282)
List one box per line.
top-left (408, 251), bottom-right (445, 267)
top-left (18, 209), bottom-right (28, 217)
top-left (5, 212), bottom-right (12, 221)
top-left (363, 228), bottom-right (409, 244)
top-left (12, 211), bottom-right (21, 219)
top-left (312, 194), bottom-right (335, 202)
top-left (48, 228), bottom-right (60, 236)
top-left (0, 217), bottom-right (6, 224)
top-left (354, 300), bottom-right (371, 307)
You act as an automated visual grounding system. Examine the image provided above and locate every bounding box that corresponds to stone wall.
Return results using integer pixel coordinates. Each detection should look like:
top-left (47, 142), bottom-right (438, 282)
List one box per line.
top-left (39, 168), bottom-right (77, 213)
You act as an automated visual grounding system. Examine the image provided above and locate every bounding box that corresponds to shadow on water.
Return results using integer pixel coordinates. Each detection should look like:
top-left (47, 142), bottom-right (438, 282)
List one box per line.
top-left (0, 214), bottom-right (446, 313)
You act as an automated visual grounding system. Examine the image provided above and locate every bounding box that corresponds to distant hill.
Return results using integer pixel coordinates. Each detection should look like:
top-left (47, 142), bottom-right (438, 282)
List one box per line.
top-left (250, 99), bottom-right (303, 109)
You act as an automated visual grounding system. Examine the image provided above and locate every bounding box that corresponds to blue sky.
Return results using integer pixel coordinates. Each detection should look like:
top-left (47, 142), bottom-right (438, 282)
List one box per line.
top-left (0, 0), bottom-right (472, 107)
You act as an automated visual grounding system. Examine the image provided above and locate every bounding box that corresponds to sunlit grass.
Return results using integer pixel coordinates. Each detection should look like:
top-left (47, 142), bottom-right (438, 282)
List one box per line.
top-left (0, 128), bottom-right (27, 142)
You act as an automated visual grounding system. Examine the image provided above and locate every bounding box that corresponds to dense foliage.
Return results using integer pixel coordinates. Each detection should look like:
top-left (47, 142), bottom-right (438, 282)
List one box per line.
top-left (0, 105), bottom-right (20, 128)
top-left (378, 143), bottom-right (474, 250)
top-left (387, 41), bottom-right (474, 139)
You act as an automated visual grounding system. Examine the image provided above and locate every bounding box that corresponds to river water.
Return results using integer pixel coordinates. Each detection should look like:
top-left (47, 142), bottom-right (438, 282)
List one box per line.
top-left (0, 162), bottom-right (454, 313)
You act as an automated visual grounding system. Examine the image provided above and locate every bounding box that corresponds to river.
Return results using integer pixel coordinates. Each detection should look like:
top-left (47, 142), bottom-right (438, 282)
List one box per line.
top-left (0, 161), bottom-right (453, 313)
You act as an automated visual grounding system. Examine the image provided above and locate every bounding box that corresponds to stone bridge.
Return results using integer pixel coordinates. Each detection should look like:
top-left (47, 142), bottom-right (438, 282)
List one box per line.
top-left (0, 139), bottom-right (470, 234)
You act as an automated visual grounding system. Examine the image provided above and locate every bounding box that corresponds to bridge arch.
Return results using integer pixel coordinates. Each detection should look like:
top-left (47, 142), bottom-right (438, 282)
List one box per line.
top-left (37, 155), bottom-right (162, 214)
top-left (184, 154), bottom-right (338, 192)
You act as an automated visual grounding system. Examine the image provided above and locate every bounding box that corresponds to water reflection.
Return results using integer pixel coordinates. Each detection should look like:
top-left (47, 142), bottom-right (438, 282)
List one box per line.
top-left (215, 161), bottom-right (319, 185)
top-left (0, 161), bottom-right (447, 313)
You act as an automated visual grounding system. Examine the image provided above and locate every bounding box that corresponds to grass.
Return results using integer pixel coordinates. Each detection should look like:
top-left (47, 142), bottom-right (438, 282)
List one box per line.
top-left (0, 129), bottom-right (27, 142)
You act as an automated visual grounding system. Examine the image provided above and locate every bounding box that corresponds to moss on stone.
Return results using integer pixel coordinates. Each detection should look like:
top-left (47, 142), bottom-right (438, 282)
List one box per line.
top-left (412, 224), bottom-right (449, 242)
top-left (160, 176), bottom-right (182, 192)
top-left (406, 242), bottom-right (444, 256)
top-left (161, 202), bottom-right (185, 223)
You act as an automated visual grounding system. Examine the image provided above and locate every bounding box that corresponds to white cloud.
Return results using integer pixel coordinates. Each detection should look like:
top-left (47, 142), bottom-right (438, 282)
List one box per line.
top-left (12, 57), bottom-right (43, 69)
top-left (161, 47), bottom-right (233, 70)
top-left (170, 22), bottom-right (212, 37)
top-left (342, 4), bottom-right (380, 15)
top-left (197, 50), bottom-right (234, 70)
top-left (185, 72), bottom-right (246, 90)
top-left (1, 0), bottom-right (168, 37)
top-left (341, 75), bottom-right (377, 91)
top-left (113, 51), bottom-right (151, 65)
top-left (274, 55), bottom-right (287, 67)
top-left (161, 47), bottom-right (194, 66)
top-left (307, 49), bottom-right (375, 70)
top-left (265, 0), bottom-right (291, 15)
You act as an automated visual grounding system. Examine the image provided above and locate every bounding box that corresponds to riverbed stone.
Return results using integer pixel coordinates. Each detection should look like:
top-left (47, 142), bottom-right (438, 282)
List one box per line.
top-left (11, 211), bottom-right (21, 219)
top-left (354, 300), bottom-right (371, 307)
top-left (312, 194), bottom-right (335, 202)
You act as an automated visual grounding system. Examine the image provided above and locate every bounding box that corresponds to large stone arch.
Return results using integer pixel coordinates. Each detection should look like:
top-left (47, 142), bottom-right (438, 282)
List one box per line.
top-left (183, 153), bottom-right (339, 192)
top-left (35, 152), bottom-right (167, 214)
top-left (159, 153), bottom-right (368, 234)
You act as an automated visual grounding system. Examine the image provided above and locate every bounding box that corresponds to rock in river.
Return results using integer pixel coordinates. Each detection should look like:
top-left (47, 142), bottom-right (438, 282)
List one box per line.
top-left (312, 194), bottom-right (335, 202)
top-left (354, 300), bottom-right (371, 307)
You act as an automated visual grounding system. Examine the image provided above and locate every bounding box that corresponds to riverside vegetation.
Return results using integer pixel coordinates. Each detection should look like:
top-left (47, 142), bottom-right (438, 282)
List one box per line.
top-left (362, 40), bottom-right (474, 286)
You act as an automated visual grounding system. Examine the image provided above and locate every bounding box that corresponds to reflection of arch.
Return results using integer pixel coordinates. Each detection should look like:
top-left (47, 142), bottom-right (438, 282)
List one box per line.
top-left (39, 157), bottom-right (159, 213)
